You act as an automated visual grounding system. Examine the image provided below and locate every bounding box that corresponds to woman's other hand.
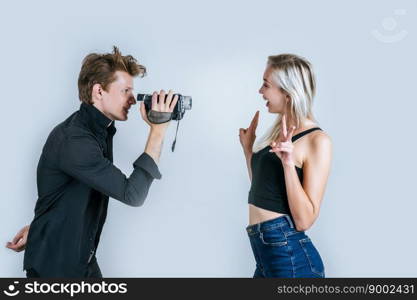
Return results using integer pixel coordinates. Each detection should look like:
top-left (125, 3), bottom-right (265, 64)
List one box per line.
top-left (239, 111), bottom-right (259, 154)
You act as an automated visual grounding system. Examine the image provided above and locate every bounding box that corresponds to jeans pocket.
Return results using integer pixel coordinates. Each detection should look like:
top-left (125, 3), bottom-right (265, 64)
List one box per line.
top-left (299, 237), bottom-right (325, 277)
top-left (259, 227), bottom-right (288, 247)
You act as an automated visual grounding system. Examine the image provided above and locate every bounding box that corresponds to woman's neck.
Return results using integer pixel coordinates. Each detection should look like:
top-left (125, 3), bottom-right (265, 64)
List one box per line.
top-left (284, 115), bottom-right (315, 128)
top-left (284, 117), bottom-right (317, 137)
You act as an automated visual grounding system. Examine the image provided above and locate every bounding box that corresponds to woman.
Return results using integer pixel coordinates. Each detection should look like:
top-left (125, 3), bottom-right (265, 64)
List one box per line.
top-left (239, 54), bottom-right (332, 278)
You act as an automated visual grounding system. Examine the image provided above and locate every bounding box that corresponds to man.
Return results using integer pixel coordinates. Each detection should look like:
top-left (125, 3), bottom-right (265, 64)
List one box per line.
top-left (6, 46), bottom-right (178, 277)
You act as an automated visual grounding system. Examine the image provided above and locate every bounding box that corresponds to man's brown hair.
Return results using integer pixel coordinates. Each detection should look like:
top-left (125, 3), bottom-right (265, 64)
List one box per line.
top-left (78, 46), bottom-right (146, 104)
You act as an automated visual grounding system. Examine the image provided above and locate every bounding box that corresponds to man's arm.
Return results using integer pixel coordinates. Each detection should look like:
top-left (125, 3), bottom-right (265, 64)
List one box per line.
top-left (144, 127), bottom-right (166, 164)
top-left (59, 135), bottom-right (160, 207)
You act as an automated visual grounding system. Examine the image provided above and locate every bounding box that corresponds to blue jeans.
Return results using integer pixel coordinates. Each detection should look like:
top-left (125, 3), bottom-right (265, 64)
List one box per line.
top-left (246, 214), bottom-right (325, 278)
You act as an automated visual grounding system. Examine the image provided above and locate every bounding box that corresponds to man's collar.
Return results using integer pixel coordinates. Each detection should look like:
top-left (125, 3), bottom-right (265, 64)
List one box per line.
top-left (79, 102), bottom-right (116, 136)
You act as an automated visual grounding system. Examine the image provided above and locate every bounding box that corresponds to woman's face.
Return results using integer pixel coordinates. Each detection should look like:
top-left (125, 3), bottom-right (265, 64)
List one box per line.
top-left (259, 67), bottom-right (289, 114)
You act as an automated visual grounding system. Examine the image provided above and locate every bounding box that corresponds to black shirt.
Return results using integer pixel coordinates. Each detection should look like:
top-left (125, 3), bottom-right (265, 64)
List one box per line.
top-left (248, 127), bottom-right (322, 215)
top-left (23, 102), bottom-right (161, 277)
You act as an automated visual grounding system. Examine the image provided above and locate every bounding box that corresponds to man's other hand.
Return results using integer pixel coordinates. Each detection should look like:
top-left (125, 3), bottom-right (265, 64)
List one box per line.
top-left (6, 225), bottom-right (30, 252)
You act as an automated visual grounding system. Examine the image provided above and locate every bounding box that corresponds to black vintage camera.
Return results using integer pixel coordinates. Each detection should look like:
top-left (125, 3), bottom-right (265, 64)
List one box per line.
top-left (136, 93), bottom-right (192, 152)
top-left (136, 93), bottom-right (192, 121)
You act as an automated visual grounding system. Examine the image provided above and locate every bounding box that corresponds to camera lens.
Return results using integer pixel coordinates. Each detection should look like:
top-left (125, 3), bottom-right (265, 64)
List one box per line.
top-left (182, 96), bottom-right (192, 110)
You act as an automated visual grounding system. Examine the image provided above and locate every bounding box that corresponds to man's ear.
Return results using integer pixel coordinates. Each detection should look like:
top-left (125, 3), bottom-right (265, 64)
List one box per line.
top-left (91, 83), bottom-right (103, 103)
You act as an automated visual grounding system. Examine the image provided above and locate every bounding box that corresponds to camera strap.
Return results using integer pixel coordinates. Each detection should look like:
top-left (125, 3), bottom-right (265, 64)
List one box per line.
top-left (171, 119), bottom-right (180, 152)
top-left (147, 110), bottom-right (172, 124)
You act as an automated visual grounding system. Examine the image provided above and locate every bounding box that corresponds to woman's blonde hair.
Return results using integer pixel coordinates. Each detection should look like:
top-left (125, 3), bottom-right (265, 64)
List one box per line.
top-left (254, 54), bottom-right (318, 152)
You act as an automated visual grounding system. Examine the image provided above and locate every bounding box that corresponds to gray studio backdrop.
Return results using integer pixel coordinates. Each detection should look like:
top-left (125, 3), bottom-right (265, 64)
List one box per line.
top-left (1, 0), bottom-right (416, 277)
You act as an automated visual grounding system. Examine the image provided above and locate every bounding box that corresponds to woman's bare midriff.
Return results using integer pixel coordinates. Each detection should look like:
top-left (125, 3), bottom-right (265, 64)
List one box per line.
top-left (249, 204), bottom-right (287, 225)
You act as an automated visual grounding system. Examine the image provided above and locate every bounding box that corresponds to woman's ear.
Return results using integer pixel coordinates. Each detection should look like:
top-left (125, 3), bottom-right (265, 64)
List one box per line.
top-left (285, 93), bottom-right (292, 104)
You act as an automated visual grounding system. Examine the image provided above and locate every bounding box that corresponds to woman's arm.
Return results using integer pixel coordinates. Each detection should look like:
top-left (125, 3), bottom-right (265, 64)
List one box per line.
top-left (244, 151), bottom-right (253, 181)
top-left (239, 111), bottom-right (259, 182)
top-left (283, 133), bottom-right (332, 231)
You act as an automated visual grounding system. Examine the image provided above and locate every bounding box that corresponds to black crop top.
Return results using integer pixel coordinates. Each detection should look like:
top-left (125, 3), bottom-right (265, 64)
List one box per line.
top-left (248, 127), bottom-right (322, 215)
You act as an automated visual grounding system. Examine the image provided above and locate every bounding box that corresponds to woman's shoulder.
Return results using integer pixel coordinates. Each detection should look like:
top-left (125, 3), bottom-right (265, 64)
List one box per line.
top-left (297, 129), bottom-right (332, 169)
top-left (308, 129), bottom-right (332, 155)
top-left (313, 128), bottom-right (331, 142)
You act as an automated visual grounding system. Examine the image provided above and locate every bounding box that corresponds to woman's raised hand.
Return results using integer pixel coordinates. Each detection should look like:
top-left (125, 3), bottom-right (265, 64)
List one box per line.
top-left (239, 111), bottom-right (259, 154)
top-left (269, 114), bottom-right (296, 167)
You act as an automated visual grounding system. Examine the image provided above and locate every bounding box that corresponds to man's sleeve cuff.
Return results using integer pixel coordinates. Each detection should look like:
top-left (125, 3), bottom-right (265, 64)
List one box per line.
top-left (133, 153), bottom-right (162, 179)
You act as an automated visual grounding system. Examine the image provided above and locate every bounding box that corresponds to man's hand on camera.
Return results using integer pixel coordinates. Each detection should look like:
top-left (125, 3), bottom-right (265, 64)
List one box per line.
top-left (140, 89), bottom-right (179, 131)
top-left (141, 89), bottom-right (179, 164)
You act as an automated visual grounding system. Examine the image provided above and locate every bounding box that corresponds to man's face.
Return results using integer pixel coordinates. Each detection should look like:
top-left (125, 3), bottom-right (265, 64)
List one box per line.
top-left (94, 71), bottom-right (136, 121)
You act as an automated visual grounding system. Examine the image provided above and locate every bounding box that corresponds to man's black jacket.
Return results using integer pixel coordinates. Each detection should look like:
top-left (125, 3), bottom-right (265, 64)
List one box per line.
top-left (23, 102), bottom-right (161, 277)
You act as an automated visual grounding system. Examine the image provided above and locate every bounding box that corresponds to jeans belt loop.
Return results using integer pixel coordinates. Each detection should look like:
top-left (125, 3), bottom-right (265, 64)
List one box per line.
top-left (284, 214), bottom-right (294, 229)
